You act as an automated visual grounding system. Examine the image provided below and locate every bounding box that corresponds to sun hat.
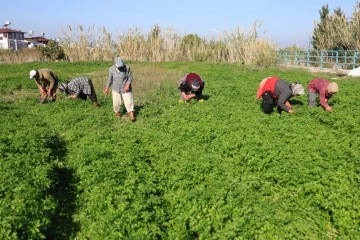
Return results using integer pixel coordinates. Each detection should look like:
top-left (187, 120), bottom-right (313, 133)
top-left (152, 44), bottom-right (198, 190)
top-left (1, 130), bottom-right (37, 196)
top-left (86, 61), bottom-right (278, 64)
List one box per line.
top-left (291, 82), bottom-right (305, 95)
top-left (114, 56), bottom-right (124, 68)
top-left (29, 70), bottom-right (37, 79)
top-left (191, 79), bottom-right (201, 91)
top-left (327, 82), bottom-right (339, 93)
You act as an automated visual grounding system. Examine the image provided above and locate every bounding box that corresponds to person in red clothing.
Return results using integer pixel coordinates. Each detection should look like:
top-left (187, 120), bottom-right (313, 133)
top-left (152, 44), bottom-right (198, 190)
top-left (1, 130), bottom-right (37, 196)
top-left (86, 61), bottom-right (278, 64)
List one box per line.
top-left (308, 78), bottom-right (338, 112)
top-left (178, 73), bottom-right (205, 102)
top-left (256, 76), bottom-right (305, 114)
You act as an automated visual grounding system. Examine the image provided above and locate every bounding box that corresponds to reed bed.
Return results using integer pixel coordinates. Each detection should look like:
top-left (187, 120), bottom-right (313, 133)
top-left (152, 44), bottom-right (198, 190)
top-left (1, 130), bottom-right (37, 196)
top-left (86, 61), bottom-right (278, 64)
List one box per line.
top-left (0, 48), bottom-right (44, 64)
top-left (0, 22), bottom-right (277, 68)
top-left (59, 22), bottom-right (277, 67)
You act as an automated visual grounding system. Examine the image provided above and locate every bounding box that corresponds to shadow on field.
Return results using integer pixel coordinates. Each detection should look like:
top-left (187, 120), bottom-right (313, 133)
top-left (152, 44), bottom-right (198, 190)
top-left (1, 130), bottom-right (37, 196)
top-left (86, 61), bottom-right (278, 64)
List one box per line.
top-left (44, 135), bottom-right (80, 239)
top-left (288, 99), bottom-right (304, 106)
top-left (201, 94), bottom-right (211, 101)
top-left (0, 104), bottom-right (12, 111)
top-left (134, 103), bottom-right (145, 115)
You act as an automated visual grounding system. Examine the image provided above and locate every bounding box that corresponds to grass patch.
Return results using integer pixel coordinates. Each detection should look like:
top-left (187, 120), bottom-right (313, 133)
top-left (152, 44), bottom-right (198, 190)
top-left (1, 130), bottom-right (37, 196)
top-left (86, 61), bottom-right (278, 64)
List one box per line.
top-left (0, 61), bottom-right (359, 239)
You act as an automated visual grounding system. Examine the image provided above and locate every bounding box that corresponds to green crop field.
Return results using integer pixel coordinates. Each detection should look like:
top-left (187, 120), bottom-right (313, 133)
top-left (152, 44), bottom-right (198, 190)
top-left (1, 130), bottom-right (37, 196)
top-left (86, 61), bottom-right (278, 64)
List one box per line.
top-left (0, 61), bottom-right (359, 239)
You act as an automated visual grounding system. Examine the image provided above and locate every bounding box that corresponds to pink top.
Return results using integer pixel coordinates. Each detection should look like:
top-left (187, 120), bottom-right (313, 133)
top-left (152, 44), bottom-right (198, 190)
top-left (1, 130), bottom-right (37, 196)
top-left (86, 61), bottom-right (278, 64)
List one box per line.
top-left (308, 78), bottom-right (331, 108)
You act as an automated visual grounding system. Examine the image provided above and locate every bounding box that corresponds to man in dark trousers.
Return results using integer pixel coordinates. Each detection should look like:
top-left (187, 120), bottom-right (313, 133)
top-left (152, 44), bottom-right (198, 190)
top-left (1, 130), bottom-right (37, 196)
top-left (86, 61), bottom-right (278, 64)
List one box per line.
top-left (178, 72), bottom-right (205, 102)
top-left (59, 76), bottom-right (100, 107)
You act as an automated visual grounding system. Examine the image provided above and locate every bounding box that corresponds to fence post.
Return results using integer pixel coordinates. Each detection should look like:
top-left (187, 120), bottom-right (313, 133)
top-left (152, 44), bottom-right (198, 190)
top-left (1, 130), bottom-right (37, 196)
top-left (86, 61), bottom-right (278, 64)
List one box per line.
top-left (353, 51), bottom-right (358, 69)
top-left (336, 51), bottom-right (339, 66)
top-left (344, 51), bottom-right (347, 68)
top-left (320, 50), bottom-right (323, 69)
top-left (307, 50), bottom-right (310, 67)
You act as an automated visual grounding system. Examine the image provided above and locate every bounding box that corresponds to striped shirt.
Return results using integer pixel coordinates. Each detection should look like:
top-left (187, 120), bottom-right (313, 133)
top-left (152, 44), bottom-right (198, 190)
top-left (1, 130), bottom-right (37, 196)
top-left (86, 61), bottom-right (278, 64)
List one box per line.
top-left (106, 65), bottom-right (132, 93)
top-left (67, 77), bottom-right (92, 96)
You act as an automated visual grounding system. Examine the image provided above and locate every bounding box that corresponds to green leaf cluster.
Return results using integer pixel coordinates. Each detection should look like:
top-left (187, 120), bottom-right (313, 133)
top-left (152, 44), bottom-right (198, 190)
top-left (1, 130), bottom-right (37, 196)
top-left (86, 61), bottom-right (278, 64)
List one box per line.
top-left (0, 61), bottom-right (359, 239)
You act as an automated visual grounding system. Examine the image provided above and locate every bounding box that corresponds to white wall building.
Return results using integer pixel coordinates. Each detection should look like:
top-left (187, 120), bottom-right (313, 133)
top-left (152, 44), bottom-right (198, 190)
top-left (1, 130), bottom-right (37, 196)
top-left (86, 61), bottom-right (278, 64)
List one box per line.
top-left (0, 26), bottom-right (28, 50)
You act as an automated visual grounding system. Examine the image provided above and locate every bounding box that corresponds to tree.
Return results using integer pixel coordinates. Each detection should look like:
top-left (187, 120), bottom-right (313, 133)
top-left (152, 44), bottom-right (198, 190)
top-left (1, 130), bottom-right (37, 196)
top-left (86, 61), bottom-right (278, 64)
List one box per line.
top-left (330, 7), bottom-right (348, 50)
top-left (312, 4), bottom-right (331, 49)
top-left (180, 34), bottom-right (206, 61)
top-left (348, 1), bottom-right (360, 50)
top-left (40, 40), bottom-right (66, 61)
top-left (312, 2), bottom-right (360, 50)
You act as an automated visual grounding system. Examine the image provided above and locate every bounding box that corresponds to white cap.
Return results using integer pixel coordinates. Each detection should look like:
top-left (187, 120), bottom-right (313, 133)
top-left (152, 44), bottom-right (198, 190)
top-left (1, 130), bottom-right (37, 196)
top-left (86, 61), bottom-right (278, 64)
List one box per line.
top-left (29, 70), bottom-right (37, 79)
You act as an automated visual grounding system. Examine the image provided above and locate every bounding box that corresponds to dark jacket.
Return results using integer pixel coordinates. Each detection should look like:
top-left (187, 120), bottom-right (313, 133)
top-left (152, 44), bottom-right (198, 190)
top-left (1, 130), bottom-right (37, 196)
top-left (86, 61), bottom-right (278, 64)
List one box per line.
top-left (274, 80), bottom-right (293, 112)
top-left (178, 73), bottom-right (205, 96)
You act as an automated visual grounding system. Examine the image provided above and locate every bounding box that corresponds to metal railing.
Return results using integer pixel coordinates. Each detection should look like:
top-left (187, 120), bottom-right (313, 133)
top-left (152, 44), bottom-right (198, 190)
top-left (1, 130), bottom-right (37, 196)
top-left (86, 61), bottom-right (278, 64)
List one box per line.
top-left (276, 50), bottom-right (359, 69)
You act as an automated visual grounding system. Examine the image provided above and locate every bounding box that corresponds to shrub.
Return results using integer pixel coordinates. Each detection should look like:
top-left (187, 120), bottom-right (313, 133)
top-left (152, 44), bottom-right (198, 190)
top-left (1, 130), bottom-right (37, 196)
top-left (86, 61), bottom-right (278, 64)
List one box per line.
top-left (40, 40), bottom-right (67, 61)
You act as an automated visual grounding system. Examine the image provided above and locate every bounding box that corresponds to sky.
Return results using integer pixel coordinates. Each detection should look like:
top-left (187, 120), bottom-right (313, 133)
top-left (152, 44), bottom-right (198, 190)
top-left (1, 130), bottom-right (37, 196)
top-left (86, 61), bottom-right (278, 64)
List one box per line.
top-left (1, 0), bottom-right (358, 48)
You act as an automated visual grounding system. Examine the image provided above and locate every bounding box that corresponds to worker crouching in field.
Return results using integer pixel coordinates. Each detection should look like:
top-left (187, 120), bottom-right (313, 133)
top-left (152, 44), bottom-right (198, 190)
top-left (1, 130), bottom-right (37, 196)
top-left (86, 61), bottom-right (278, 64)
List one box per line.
top-left (58, 76), bottom-right (100, 107)
top-left (105, 56), bottom-right (135, 122)
top-left (308, 78), bottom-right (338, 112)
top-left (178, 73), bottom-right (205, 102)
top-left (29, 69), bottom-right (59, 103)
top-left (256, 76), bottom-right (305, 114)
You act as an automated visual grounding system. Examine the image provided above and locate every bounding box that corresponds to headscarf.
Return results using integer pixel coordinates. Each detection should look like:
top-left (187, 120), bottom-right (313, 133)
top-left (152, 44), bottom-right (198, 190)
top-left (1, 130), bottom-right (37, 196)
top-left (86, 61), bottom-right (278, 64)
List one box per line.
top-left (291, 83), bottom-right (305, 95)
top-left (327, 82), bottom-right (339, 93)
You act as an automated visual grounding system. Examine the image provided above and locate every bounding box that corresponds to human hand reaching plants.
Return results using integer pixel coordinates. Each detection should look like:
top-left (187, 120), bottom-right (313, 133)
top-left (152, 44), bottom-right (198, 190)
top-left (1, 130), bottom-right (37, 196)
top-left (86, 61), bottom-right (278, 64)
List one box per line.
top-left (285, 101), bottom-right (292, 109)
top-left (104, 87), bottom-right (109, 95)
top-left (326, 106), bottom-right (333, 112)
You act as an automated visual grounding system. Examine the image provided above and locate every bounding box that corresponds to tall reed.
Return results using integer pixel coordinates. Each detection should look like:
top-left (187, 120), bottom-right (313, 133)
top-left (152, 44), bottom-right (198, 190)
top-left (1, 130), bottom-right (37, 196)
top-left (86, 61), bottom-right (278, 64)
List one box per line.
top-left (60, 25), bottom-right (113, 61)
top-left (0, 22), bottom-right (277, 67)
top-left (59, 22), bottom-right (277, 68)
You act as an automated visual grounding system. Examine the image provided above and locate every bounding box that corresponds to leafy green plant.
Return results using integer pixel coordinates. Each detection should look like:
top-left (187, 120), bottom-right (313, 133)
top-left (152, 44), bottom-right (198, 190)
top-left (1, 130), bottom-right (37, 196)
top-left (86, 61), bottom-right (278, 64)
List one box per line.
top-left (0, 61), bottom-right (359, 239)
